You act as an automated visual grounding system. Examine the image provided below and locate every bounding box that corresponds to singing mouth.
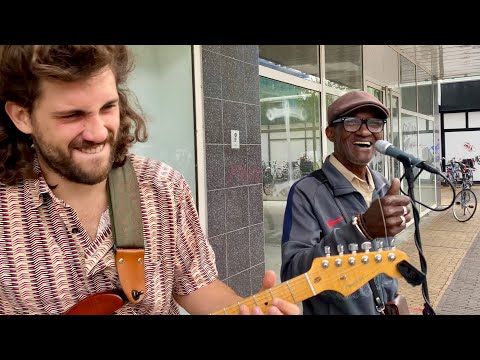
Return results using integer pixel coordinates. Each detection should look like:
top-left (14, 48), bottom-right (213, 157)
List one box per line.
top-left (353, 141), bottom-right (372, 148)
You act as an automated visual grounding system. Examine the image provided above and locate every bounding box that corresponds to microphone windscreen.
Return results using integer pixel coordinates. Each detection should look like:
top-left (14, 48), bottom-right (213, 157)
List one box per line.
top-left (375, 140), bottom-right (391, 154)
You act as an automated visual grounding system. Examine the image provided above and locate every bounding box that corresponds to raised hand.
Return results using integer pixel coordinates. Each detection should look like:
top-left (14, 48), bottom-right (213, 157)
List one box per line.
top-left (362, 178), bottom-right (411, 238)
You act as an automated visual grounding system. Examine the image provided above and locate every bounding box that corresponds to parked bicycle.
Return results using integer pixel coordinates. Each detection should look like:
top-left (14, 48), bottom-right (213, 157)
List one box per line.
top-left (442, 157), bottom-right (460, 187)
top-left (452, 160), bottom-right (477, 222)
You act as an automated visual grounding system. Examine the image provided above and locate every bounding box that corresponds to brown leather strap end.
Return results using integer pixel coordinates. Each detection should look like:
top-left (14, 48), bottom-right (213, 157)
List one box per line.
top-left (115, 248), bottom-right (146, 304)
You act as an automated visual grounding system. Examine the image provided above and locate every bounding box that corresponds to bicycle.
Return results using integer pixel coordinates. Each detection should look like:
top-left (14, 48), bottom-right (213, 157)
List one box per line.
top-left (441, 157), bottom-right (461, 187)
top-left (452, 161), bottom-right (477, 222)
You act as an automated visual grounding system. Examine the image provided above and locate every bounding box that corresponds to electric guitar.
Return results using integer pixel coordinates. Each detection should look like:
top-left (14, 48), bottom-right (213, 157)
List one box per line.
top-left (65, 248), bottom-right (411, 315)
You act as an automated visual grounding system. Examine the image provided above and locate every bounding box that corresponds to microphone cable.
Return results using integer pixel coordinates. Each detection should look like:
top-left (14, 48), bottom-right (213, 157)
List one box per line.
top-left (400, 165), bottom-right (437, 315)
top-left (399, 168), bottom-right (456, 212)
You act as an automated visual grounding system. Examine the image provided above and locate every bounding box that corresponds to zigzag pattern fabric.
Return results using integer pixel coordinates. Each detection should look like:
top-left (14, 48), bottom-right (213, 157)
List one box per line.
top-left (0, 154), bottom-right (218, 314)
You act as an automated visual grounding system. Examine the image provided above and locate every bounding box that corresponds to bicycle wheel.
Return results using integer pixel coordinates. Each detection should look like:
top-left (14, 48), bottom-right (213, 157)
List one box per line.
top-left (453, 189), bottom-right (477, 222)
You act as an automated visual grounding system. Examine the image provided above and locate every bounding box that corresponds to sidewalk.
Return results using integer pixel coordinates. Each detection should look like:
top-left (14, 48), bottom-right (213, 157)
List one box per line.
top-left (396, 185), bottom-right (480, 315)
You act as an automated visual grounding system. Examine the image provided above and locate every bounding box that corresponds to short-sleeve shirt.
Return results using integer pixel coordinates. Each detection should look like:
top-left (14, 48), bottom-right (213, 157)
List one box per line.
top-left (0, 153), bottom-right (218, 314)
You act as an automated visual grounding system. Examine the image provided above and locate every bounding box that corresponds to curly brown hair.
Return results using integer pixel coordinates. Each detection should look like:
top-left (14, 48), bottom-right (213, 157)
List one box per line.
top-left (0, 45), bottom-right (148, 185)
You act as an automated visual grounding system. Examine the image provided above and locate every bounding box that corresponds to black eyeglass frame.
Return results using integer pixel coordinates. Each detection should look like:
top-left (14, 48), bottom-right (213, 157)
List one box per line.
top-left (330, 116), bottom-right (387, 133)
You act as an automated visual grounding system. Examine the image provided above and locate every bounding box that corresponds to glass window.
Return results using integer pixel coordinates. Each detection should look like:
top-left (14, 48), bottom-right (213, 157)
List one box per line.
top-left (390, 95), bottom-right (401, 178)
top-left (260, 77), bottom-right (321, 201)
top-left (400, 56), bottom-right (417, 112)
top-left (128, 45), bottom-right (197, 199)
top-left (417, 68), bottom-right (433, 116)
top-left (401, 114), bottom-right (420, 202)
top-left (325, 45), bottom-right (362, 91)
top-left (261, 77), bottom-right (321, 247)
top-left (367, 86), bottom-right (383, 103)
top-left (444, 112), bottom-right (466, 129)
top-left (418, 118), bottom-right (436, 208)
top-left (367, 86), bottom-right (385, 174)
top-left (259, 45), bottom-right (320, 82)
top-left (325, 93), bottom-right (339, 156)
top-left (468, 111), bottom-right (480, 128)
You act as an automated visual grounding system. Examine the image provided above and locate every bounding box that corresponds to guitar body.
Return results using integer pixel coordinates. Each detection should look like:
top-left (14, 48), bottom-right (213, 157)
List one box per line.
top-left (64, 289), bottom-right (126, 315)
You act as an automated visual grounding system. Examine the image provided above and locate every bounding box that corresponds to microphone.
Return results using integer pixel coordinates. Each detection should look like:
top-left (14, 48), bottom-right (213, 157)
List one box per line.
top-left (375, 140), bottom-right (441, 175)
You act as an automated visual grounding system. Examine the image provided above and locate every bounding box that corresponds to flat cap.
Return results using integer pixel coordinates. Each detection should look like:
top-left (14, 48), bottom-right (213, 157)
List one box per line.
top-left (327, 90), bottom-right (389, 125)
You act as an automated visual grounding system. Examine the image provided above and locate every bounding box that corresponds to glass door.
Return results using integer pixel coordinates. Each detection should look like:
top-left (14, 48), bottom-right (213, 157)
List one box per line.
top-left (366, 83), bottom-right (387, 177)
top-left (387, 88), bottom-right (401, 180)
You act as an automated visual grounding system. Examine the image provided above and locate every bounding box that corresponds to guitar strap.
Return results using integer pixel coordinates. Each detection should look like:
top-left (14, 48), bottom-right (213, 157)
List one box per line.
top-left (107, 157), bottom-right (145, 304)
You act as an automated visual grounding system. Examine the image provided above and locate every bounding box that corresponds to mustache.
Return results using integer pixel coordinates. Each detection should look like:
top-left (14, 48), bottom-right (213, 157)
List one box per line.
top-left (69, 132), bottom-right (115, 149)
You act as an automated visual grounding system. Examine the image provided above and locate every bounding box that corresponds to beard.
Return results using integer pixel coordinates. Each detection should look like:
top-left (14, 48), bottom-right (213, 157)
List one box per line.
top-left (33, 131), bottom-right (118, 185)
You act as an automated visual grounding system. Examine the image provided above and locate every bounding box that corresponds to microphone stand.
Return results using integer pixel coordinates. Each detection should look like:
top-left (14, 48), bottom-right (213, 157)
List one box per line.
top-left (403, 164), bottom-right (436, 315)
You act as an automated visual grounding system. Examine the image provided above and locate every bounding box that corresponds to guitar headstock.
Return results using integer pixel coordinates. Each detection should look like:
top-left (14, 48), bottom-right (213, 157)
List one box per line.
top-left (308, 247), bottom-right (409, 297)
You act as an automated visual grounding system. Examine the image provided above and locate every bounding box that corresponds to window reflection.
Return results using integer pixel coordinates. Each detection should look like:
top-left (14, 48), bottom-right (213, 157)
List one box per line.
top-left (259, 45), bottom-right (320, 82)
top-left (260, 77), bottom-right (321, 201)
top-left (325, 45), bottom-right (363, 90)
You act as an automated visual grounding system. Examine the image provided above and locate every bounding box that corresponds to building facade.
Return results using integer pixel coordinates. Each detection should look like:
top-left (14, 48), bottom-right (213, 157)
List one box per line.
top-left (127, 45), bottom-right (442, 306)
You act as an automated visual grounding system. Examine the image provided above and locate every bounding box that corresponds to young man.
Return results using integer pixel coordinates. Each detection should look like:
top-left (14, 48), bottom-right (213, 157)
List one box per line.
top-left (281, 91), bottom-right (412, 315)
top-left (0, 45), bottom-right (299, 315)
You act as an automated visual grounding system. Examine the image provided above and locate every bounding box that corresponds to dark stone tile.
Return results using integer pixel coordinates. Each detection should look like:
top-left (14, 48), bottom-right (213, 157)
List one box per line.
top-left (225, 187), bottom-right (249, 232)
top-left (202, 50), bottom-right (222, 99)
top-left (250, 223), bottom-right (264, 267)
top-left (228, 269), bottom-right (251, 298)
top-left (207, 189), bottom-right (225, 237)
top-left (221, 45), bottom-right (245, 61)
top-left (246, 105), bottom-right (261, 144)
top-left (244, 63), bottom-right (260, 105)
top-left (222, 57), bottom-right (245, 103)
top-left (226, 227), bottom-right (250, 276)
top-left (224, 146), bottom-right (248, 187)
top-left (222, 101), bottom-right (246, 145)
top-left (244, 45), bottom-right (259, 65)
top-left (249, 184), bottom-right (264, 225)
top-left (204, 98), bottom-right (223, 144)
top-left (205, 145), bottom-right (225, 190)
top-left (209, 234), bottom-right (227, 280)
top-left (203, 45), bottom-right (221, 53)
top-left (247, 145), bottom-right (262, 185)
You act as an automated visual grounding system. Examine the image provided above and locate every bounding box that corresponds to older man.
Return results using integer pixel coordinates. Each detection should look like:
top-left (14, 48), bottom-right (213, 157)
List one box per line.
top-left (281, 90), bottom-right (411, 315)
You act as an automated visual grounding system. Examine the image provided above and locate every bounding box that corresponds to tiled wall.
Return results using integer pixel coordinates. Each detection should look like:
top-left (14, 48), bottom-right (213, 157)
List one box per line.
top-left (201, 45), bottom-right (265, 297)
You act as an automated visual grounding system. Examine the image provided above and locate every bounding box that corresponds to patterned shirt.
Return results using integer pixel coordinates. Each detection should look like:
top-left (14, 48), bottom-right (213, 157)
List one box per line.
top-left (0, 153), bottom-right (218, 314)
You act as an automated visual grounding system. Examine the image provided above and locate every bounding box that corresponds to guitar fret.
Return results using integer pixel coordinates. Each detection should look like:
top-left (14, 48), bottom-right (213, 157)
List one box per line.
top-left (304, 273), bottom-right (316, 295)
top-left (207, 248), bottom-right (407, 315)
top-left (286, 280), bottom-right (296, 303)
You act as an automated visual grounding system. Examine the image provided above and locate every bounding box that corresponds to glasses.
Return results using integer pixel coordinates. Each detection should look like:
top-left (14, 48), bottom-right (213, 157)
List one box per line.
top-left (331, 117), bottom-right (386, 133)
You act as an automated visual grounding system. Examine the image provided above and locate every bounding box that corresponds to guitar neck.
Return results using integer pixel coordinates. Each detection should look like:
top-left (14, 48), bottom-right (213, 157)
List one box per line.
top-left (209, 248), bottom-right (409, 315)
top-left (210, 272), bottom-right (315, 315)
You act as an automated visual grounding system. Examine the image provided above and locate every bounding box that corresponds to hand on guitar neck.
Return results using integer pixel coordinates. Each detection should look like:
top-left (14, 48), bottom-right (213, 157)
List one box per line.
top-left (211, 247), bottom-right (413, 315)
top-left (64, 248), bottom-right (416, 315)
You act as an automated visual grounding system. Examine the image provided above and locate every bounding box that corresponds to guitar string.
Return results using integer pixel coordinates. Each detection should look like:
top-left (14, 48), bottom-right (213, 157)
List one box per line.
top-left (216, 250), bottom-right (400, 314)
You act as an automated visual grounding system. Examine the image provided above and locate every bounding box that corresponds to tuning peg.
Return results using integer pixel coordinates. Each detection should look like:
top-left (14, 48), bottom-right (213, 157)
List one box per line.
top-left (361, 241), bottom-right (372, 253)
top-left (348, 243), bottom-right (358, 254)
top-left (390, 238), bottom-right (396, 249)
top-left (337, 245), bottom-right (344, 255)
top-left (377, 240), bottom-right (384, 251)
top-left (324, 246), bottom-right (331, 257)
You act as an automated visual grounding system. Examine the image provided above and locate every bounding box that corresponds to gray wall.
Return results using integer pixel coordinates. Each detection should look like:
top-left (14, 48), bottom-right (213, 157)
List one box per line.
top-left (201, 45), bottom-right (265, 297)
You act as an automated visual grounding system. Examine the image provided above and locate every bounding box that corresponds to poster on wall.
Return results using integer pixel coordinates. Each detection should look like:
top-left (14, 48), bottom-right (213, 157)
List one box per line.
top-left (444, 131), bottom-right (480, 181)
